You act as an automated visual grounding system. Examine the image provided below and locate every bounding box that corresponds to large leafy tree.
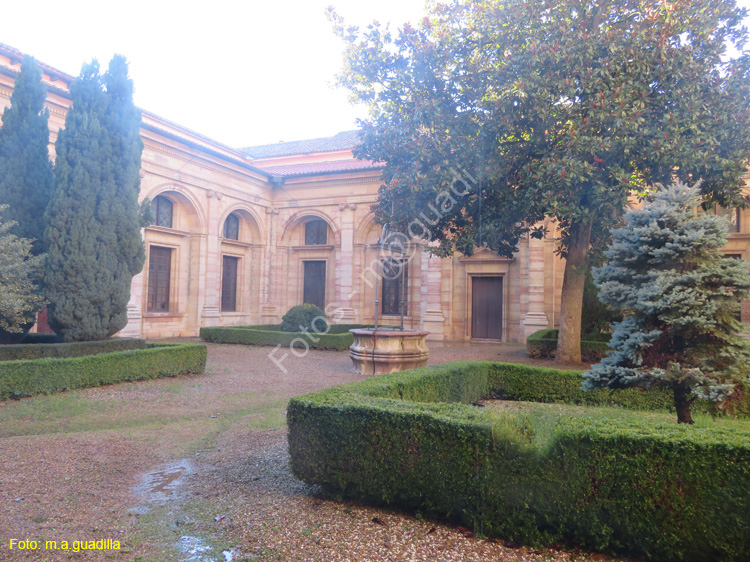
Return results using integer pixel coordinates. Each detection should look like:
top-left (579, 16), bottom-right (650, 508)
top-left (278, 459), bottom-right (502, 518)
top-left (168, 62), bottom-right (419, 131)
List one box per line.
top-left (332, 0), bottom-right (750, 362)
top-left (0, 206), bottom-right (45, 335)
top-left (0, 56), bottom-right (54, 255)
top-left (44, 57), bottom-right (145, 342)
top-left (584, 181), bottom-right (750, 423)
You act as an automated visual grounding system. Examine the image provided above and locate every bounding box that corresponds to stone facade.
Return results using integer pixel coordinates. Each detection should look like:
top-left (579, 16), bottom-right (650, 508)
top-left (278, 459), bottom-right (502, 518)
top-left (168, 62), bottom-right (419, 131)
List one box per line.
top-left (0, 43), bottom-right (747, 342)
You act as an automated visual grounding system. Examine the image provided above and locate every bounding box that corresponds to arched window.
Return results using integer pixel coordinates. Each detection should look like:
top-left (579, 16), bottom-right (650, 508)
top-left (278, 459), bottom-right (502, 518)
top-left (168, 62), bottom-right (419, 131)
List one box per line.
top-left (305, 219), bottom-right (328, 245)
top-left (224, 213), bottom-right (240, 240)
top-left (151, 195), bottom-right (173, 228)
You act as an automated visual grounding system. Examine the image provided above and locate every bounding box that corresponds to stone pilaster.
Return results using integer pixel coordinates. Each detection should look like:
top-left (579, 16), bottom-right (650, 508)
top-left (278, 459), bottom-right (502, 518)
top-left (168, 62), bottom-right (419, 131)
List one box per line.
top-left (261, 208), bottom-right (280, 323)
top-left (119, 268), bottom-right (144, 338)
top-left (522, 231), bottom-right (549, 341)
top-left (421, 247), bottom-right (445, 340)
top-left (201, 189), bottom-right (221, 327)
top-left (333, 203), bottom-right (356, 323)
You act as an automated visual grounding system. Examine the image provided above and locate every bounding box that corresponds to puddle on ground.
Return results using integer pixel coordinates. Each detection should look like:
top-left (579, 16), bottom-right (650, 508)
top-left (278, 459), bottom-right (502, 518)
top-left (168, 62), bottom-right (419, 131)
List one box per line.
top-left (178, 536), bottom-right (235, 562)
top-left (134, 461), bottom-right (236, 561)
top-left (179, 535), bottom-right (215, 562)
top-left (134, 460), bottom-right (193, 503)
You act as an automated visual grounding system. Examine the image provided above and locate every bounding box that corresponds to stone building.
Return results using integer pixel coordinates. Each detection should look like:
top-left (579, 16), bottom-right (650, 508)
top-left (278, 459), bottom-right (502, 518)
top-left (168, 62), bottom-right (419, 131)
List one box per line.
top-left (0, 42), bottom-right (747, 342)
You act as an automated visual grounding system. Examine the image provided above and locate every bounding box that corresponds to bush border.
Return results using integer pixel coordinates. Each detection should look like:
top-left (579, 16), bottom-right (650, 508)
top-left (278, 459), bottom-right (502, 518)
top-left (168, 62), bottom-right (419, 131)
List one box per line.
top-left (0, 342), bottom-right (207, 399)
top-left (526, 328), bottom-right (610, 360)
top-left (288, 361), bottom-right (750, 561)
top-left (0, 338), bottom-right (147, 362)
top-left (200, 324), bottom-right (396, 351)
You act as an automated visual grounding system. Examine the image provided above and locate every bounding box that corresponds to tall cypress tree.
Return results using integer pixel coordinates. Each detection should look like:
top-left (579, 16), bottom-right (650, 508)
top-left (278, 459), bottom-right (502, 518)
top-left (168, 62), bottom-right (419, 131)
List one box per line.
top-left (0, 56), bottom-right (54, 254)
top-left (103, 56), bottom-right (145, 313)
top-left (44, 57), bottom-right (145, 341)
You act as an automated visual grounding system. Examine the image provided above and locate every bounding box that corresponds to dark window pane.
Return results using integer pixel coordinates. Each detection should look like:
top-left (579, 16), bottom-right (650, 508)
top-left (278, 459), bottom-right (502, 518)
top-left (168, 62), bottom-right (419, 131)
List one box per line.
top-left (303, 261), bottom-right (326, 309)
top-left (381, 259), bottom-right (408, 315)
top-left (716, 206), bottom-right (740, 233)
top-left (147, 246), bottom-right (172, 312)
top-left (224, 213), bottom-right (240, 240)
top-left (221, 256), bottom-right (239, 312)
top-left (305, 220), bottom-right (328, 245)
top-left (151, 196), bottom-right (173, 228)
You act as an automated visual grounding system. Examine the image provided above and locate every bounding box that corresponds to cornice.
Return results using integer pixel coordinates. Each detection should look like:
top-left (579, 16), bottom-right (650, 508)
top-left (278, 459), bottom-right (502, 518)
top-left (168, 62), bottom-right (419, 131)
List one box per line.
top-left (141, 137), bottom-right (269, 184)
top-left (141, 144), bottom-right (269, 189)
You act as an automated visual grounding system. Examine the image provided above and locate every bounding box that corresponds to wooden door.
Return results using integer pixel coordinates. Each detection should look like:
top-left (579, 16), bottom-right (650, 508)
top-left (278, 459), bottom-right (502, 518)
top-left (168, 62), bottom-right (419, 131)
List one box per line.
top-left (303, 261), bottom-right (326, 309)
top-left (471, 276), bottom-right (502, 339)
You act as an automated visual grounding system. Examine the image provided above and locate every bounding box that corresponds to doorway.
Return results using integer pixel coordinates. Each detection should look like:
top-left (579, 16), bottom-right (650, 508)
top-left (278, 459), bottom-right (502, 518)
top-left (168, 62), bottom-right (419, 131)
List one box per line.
top-left (303, 261), bottom-right (326, 310)
top-left (471, 276), bottom-right (503, 339)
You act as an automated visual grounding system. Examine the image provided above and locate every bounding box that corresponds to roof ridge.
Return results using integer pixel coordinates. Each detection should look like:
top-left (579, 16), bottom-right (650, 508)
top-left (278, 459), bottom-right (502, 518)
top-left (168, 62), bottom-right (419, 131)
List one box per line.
top-left (241, 130), bottom-right (361, 158)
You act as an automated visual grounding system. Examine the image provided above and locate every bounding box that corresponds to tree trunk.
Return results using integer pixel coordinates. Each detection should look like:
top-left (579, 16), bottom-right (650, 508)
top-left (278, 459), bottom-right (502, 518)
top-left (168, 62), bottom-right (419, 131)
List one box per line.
top-left (555, 219), bottom-right (594, 364)
top-left (674, 385), bottom-right (695, 424)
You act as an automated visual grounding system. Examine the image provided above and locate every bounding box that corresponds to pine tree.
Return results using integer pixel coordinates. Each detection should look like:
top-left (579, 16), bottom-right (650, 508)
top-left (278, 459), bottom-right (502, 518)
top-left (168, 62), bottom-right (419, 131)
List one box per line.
top-left (0, 56), bottom-right (54, 254)
top-left (583, 181), bottom-right (750, 423)
top-left (44, 57), bottom-right (145, 342)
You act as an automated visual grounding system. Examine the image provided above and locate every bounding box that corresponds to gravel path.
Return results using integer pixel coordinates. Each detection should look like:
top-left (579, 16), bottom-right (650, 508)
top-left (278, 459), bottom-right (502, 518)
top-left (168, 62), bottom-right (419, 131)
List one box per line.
top-left (0, 341), bottom-right (628, 562)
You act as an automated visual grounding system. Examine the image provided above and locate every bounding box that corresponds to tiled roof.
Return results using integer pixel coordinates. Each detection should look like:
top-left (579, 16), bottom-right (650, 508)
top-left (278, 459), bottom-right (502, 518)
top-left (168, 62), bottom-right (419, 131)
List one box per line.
top-left (241, 130), bottom-right (361, 158)
top-left (259, 159), bottom-right (383, 177)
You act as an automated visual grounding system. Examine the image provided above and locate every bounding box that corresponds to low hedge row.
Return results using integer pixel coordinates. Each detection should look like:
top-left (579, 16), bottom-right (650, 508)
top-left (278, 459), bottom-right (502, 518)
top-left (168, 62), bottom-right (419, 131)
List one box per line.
top-left (288, 361), bottom-right (750, 561)
top-left (0, 338), bottom-right (147, 362)
top-left (527, 328), bottom-right (610, 360)
top-left (200, 324), bottom-right (396, 351)
top-left (0, 342), bottom-right (207, 399)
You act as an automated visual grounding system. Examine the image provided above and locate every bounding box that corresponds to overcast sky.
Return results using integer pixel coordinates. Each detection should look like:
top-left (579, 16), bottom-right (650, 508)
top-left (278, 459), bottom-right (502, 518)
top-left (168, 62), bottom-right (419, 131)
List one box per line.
top-left (2, 0), bottom-right (749, 150)
top-left (1, 0), bottom-right (427, 148)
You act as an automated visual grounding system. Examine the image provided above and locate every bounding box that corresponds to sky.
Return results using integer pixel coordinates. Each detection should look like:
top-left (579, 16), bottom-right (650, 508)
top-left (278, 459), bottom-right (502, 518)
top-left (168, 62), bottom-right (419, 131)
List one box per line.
top-left (2, 0), bottom-right (749, 150)
top-left (1, 0), bottom-right (428, 149)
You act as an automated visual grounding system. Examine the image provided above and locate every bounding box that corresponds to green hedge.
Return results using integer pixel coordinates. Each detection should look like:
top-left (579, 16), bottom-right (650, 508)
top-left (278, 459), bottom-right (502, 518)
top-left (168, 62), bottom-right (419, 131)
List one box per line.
top-left (200, 324), bottom-right (397, 351)
top-left (0, 338), bottom-right (147, 362)
top-left (0, 342), bottom-right (207, 399)
top-left (288, 361), bottom-right (750, 561)
top-left (16, 333), bottom-right (64, 344)
top-left (527, 328), bottom-right (610, 360)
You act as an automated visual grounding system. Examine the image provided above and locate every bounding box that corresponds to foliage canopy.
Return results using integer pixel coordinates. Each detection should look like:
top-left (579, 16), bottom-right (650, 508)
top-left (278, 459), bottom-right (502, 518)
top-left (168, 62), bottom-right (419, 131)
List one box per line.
top-left (332, 0), bottom-right (750, 361)
top-left (0, 206), bottom-right (45, 335)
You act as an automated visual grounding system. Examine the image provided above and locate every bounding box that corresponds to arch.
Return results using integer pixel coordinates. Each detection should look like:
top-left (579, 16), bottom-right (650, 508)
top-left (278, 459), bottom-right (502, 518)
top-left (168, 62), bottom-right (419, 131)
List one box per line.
top-left (144, 183), bottom-right (207, 234)
top-left (218, 203), bottom-right (264, 242)
top-left (542, 217), bottom-right (559, 240)
top-left (279, 210), bottom-right (339, 246)
top-left (354, 212), bottom-right (381, 246)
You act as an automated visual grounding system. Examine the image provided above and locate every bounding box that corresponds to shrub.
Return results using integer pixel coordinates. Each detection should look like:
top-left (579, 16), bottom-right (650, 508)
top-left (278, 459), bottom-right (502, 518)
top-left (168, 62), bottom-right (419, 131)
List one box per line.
top-left (288, 361), bottom-right (750, 561)
top-left (526, 329), bottom-right (610, 361)
top-left (0, 342), bottom-right (206, 399)
top-left (0, 338), bottom-right (146, 362)
top-left (280, 304), bottom-right (328, 333)
top-left (199, 323), bottom-right (397, 350)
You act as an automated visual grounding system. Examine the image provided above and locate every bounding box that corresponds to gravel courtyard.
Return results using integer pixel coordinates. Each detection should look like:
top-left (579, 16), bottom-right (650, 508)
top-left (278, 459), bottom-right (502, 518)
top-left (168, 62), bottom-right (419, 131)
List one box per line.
top-left (0, 341), bottom-right (631, 562)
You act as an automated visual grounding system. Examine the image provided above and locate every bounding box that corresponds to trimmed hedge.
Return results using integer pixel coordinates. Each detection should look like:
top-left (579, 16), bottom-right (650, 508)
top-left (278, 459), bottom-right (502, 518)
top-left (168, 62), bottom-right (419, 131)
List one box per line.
top-left (0, 338), bottom-right (147, 362)
top-left (200, 324), bottom-right (397, 351)
top-left (0, 342), bottom-right (207, 399)
top-left (527, 328), bottom-right (610, 360)
top-left (288, 361), bottom-right (750, 561)
top-left (16, 333), bottom-right (64, 344)
top-left (280, 304), bottom-right (328, 332)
